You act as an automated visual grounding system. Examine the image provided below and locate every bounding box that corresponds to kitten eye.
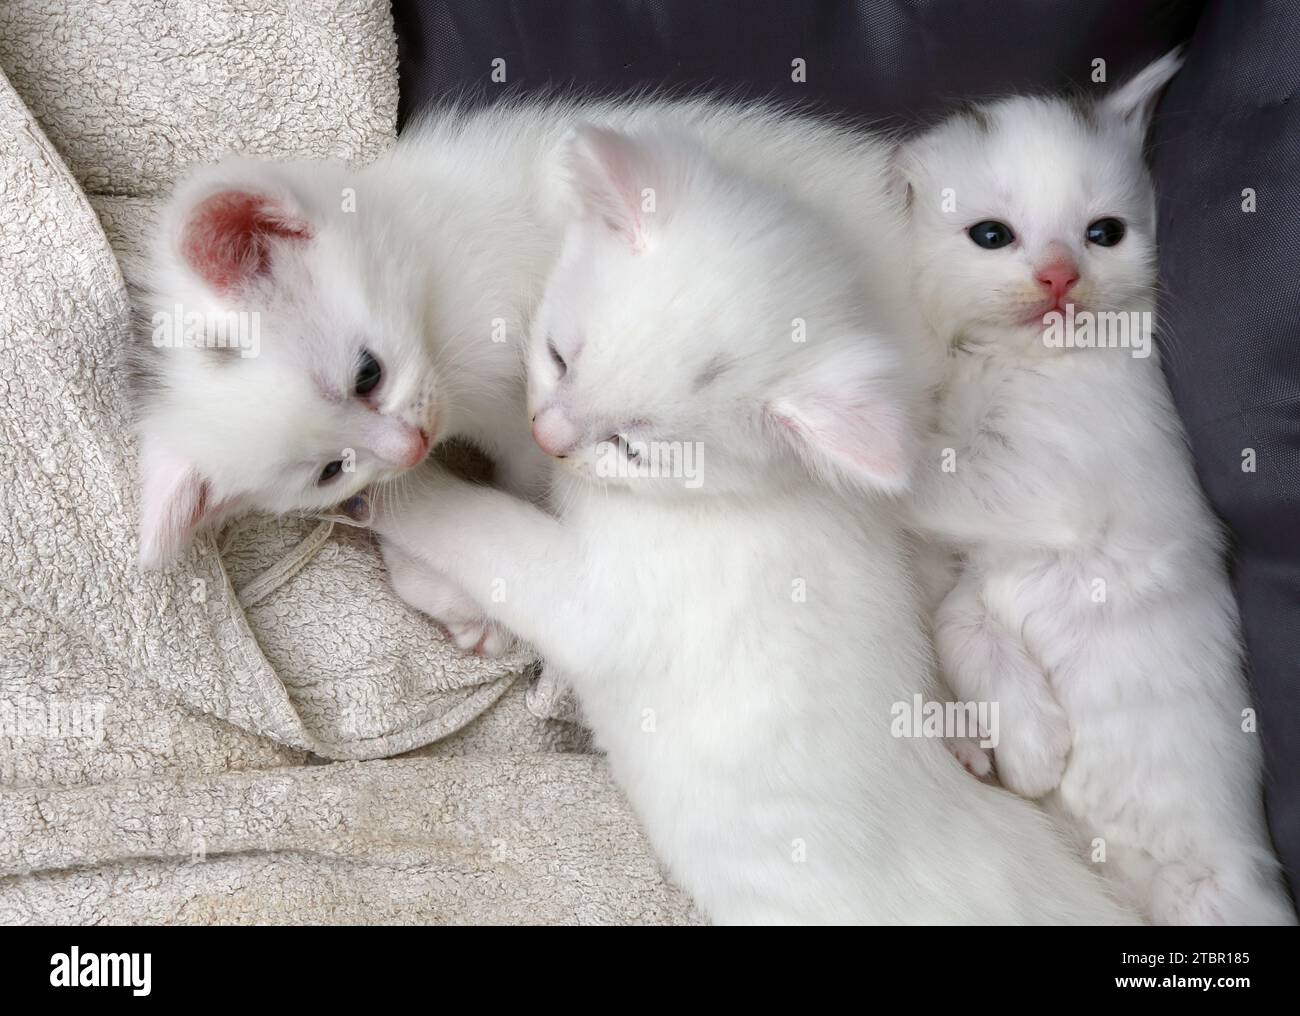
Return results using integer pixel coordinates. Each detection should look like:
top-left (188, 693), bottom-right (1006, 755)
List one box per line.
top-left (1086, 218), bottom-right (1126, 247)
top-left (611, 434), bottom-right (641, 464)
top-left (318, 460), bottom-right (344, 484)
top-left (547, 337), bottom-right (567, 377)
top-left (354, 349), bottom-right (382, 396)
top-left (967, 221), bottom-right (1016, 250)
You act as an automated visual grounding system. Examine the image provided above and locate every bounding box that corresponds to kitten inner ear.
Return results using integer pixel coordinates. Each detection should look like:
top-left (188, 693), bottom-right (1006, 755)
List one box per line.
top-left (1102, 49), bottom-right (1184, 134)
top-left (765, 346), bottom-right (914, 494)
top-left (137, 445), bottom-right (230, 569)
top-left (888, 142), bottom-right (918, 213)
top-left (565, 124), bottom-right (656, 250)
top-left (180, 190), bottom-right (312, 295)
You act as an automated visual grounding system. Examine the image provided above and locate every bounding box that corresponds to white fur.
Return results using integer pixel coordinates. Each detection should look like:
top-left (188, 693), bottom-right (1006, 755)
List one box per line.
top-left (899, 55), bottom-right (1295, 925)
top-left (370, 126), bottom-right (1136, 925)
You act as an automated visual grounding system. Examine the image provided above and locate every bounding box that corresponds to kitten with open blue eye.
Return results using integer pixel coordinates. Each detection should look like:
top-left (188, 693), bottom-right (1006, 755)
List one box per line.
top-left (130, 154), bottom-right (554, 651)
top-left (357, 124), bottom-right (1138, 925)
top-left (897, 53), bottom-right (1295, 925)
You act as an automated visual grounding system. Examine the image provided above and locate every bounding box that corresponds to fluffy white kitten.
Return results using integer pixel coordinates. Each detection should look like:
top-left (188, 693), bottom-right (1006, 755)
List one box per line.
top-left (362, 124), bottom-right (1137, 925)
top-left (898, 54), bottom-right (1295, 925)
top-left (131, 95), bottom-right (928, 655)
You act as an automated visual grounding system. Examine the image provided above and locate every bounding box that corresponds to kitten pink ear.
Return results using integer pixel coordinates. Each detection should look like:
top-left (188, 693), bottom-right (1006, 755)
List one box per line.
top-left (178, 189), bottom-right (312, 295)
top-left (565, 124), bottom-right (657, 249)
top-left (136, 443), bottom-right (228, 569)
top-left (765, 345), bottom-right (914, 494)
top-left (1103, 49), bottom-right (1183, 132)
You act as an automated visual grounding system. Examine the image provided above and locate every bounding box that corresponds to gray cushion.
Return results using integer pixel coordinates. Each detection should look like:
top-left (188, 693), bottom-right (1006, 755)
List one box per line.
top-left (1151, 0), bottom-right (1300, 906)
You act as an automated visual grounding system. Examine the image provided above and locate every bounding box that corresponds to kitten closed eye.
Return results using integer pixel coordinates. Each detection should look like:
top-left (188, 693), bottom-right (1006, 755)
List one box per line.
top-left (547, 337), bottom-right (567, 376)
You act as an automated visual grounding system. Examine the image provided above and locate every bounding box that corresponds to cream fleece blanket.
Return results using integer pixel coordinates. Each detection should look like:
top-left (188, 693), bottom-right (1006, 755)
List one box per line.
top-left (0, 0), bottom-right (697, 924)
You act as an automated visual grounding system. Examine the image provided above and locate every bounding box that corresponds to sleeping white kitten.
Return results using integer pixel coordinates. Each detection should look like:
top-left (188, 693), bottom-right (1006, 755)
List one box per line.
top-left (361, 124), bottom-right (1137, 925)
top-left (130, 95), bottom-right (926, 656)
top-left (898, 54), bottom-right (1295, 925)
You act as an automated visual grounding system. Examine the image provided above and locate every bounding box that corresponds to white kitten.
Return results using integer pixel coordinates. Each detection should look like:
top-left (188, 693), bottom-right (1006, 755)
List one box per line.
top-left (129, 153), bottom-right (554, 650)
top-left (364, 125), bottom-right (1137, 925)
top-left (898, 54), bottom-right (1295, 924)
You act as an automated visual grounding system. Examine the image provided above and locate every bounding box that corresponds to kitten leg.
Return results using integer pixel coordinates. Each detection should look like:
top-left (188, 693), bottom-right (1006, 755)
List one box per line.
top-left (918, 544), bottom-right (992, 779)
top-left (380, 540), bottom-right (515, 657)
top-left (1076, 831), bottom-right (1295, 925)
top-left (935, 578), bottom-right (1071, 799)
top-left (1089, 840), bottom-right (1159, 918)
top-left (1147, 861), bottom-right (1248, 926)
top-left (471, 430), bottom-right (585, 701)
top-left (365, 469), bottom-right (586, 657)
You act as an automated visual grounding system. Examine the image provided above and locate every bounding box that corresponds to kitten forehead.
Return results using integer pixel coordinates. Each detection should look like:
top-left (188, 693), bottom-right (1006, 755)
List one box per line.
top-left (911, 94), bottom-right (1149, 226)
top-left (992, 96), bottom-right (1131, 168)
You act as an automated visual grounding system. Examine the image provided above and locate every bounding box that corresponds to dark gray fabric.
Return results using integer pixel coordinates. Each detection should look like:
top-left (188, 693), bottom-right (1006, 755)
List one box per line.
top-left (393, 0), bottom-right (1300, 907)
top-left (393, 0), bottom-right (1200, 128)
top-left (1151, 0), bottom-right (1300, 908)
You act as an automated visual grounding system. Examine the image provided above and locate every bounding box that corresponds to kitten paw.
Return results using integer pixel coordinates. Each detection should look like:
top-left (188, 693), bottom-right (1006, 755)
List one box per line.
top-left (934, 588), bottom-right (1070, 799)
top-left (1149, 862), bottom-right (1297, 926)
top-left (944, 736), bottom-right (994, 779)
top-left (992, 701), bottom-right (1071, 799)
top-left (1149, 863), bottom-right (1225, 925)
top-left (380, 538), bottom-right (516, 658)
top-left (443, 616), bottom-right (515, 658)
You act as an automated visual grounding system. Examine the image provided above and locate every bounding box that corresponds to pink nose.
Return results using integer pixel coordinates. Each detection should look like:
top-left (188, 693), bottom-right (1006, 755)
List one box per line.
top-left (401, 428), bottom-right (431, 468)
top-left (362, 416), bottom-right (430, 469)
top-left (531, 407), bottom-right (579, 458)
top-left (1035, 261), bottom-right (1080, 302)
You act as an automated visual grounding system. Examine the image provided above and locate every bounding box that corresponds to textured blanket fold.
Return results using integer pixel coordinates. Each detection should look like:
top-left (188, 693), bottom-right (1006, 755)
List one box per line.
top-left (0, 756), bottom-right (697, 924)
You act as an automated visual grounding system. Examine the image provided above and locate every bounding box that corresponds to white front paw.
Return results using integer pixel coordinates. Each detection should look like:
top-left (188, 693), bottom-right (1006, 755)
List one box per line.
top-left (992, 697), bottom-right (1071, 799)
top-left (442, 616), bottom-right (515, 658)
top-left (380, 539), bottom-right (515, 658)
